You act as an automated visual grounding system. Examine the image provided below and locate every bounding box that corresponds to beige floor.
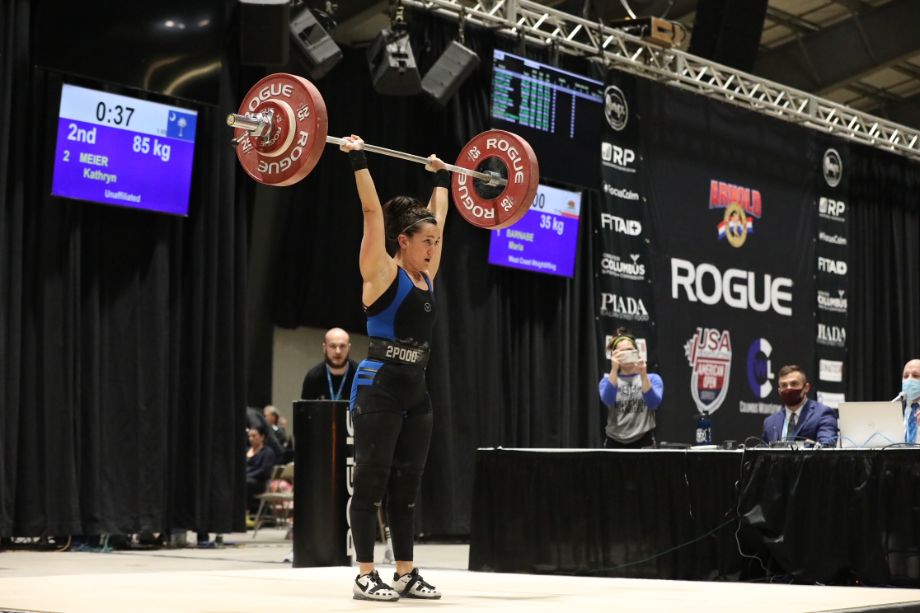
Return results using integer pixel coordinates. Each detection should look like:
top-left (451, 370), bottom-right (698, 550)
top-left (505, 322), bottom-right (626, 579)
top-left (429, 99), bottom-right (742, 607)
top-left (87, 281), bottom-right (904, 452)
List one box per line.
top-left (2, 529), bottom-right (919, 612)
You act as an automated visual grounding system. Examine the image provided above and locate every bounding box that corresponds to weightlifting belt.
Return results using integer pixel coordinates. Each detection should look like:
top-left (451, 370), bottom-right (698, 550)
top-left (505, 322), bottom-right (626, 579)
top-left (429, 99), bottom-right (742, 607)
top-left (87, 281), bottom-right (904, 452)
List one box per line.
top-left (367, 337), bottom-right (430, 368)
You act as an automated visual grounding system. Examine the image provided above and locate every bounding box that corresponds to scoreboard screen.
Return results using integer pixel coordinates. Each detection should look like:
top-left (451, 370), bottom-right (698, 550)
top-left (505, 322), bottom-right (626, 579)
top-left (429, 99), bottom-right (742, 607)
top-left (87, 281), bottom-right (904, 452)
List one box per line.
top-left (52, 83), bottom-right (198, 216)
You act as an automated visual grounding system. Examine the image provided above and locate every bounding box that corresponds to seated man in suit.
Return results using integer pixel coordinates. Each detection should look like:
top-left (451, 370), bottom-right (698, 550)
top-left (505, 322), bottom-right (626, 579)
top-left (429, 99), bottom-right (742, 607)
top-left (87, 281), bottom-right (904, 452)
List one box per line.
top-left (762, 364), bottom-right (838, 447)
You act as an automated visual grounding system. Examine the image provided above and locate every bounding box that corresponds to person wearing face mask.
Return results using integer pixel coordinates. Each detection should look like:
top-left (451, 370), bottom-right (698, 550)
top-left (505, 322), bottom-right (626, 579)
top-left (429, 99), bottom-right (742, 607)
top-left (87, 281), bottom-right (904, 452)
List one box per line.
top-left (762, 364), bottom-right (838, 446)
top-left (598, 328), bottom-right (664, 448)
top-left (899, 359), bottom-right (920, 444)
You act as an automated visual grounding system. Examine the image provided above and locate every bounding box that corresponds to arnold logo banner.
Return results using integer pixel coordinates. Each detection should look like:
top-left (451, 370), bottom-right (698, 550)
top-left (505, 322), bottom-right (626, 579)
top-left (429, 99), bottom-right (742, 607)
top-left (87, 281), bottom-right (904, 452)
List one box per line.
top-left (709, 180), bottom-right (762, 248)
top-left (684, 327), bottom-right (732, 414)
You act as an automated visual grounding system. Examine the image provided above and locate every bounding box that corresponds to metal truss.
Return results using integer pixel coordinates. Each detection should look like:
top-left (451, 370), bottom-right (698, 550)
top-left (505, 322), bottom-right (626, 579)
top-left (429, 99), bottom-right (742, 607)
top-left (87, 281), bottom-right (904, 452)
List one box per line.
top-left (402, 0), bottom-right (920, 161)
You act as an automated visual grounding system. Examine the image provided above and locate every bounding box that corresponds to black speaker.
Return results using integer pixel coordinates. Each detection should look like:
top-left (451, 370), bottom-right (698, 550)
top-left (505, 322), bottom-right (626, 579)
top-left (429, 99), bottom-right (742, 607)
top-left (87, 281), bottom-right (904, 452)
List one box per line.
top-left (289, 6), bottom-right (342, 79)
top-left (687, 0), bottom-right (768, 72)
top-left (366, 28), bottom-right (422, 96)
top-left (239, 0), bottom-right (291, 66)
top-left (421, 41), bottom-right (480, 107)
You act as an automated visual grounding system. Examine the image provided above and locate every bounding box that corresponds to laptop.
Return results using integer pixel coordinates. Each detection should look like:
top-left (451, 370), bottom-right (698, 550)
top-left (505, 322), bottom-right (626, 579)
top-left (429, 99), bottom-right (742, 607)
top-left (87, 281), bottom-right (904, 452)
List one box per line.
top-left (837, 401), bottom-right (905, 448)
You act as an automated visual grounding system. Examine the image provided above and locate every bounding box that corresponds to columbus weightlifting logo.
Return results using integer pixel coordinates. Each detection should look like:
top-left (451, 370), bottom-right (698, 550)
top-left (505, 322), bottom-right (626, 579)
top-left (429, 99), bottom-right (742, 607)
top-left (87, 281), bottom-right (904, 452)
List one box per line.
top-left (709, 180), bottom-right (762, 248)
top-left (746, 338), bottom-right (774, 399)
top-left (740, 338), bottom-right (781, 415)
top-left (604, 85), bottom-right (629, 131)
top-left (817, 289), bottom-right (847, 313)
top-left (823, 148), bottom-right (843, 188)
top-left (684, 327), bottom-right (732, 414)
top-left (601, 253), bottom-right (646, 281)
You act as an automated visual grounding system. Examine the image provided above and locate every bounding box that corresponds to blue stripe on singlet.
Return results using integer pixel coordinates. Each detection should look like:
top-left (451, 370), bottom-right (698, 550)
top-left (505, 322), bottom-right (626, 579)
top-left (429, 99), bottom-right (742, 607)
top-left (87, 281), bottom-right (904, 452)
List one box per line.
top-left (349, 359), bottom-right (383, 411)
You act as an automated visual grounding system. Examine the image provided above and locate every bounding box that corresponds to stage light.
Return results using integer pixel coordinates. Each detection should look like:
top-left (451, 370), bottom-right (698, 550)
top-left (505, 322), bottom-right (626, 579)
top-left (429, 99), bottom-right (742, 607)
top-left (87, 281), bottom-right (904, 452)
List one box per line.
top-left (366, 23), bottom-right (421, 96)
top-left (289, 5), bottom-right (343, 79)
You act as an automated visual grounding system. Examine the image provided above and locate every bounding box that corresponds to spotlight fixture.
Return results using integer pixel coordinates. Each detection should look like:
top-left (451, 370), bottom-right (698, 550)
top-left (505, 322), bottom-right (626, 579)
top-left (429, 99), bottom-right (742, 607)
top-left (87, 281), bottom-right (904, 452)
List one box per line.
top-left (366, 5), bottom-right (421, 96)
top-left (420, 17), bottom-right (480, 107)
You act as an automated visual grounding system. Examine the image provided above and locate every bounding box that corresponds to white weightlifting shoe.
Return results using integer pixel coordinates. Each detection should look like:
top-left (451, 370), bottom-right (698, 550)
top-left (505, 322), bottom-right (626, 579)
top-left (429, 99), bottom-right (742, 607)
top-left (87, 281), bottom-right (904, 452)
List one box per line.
top-left (392, 568), bottom-right (441, 599)
top-left (353, 570), bottom-right (400, 602)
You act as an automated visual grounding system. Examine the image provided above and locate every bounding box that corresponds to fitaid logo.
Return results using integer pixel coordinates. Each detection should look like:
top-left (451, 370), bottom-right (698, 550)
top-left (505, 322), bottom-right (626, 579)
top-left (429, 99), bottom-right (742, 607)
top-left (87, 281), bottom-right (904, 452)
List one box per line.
top-left (600, 212), bottom-right (642, 236)
top-left (817, 256), bottom-right (847, 276)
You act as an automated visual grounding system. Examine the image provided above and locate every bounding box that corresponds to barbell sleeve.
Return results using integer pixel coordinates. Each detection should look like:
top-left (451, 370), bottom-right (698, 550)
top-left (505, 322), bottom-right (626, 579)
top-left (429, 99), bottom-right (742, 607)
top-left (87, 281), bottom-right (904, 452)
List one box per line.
top-left (226, 112), bottom-right (272, 138)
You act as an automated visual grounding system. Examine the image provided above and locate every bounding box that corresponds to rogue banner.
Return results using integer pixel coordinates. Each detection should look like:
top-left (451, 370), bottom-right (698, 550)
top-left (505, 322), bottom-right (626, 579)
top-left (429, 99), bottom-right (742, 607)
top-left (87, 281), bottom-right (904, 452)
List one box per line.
top-left (640, 87), bottom-right (817, 445)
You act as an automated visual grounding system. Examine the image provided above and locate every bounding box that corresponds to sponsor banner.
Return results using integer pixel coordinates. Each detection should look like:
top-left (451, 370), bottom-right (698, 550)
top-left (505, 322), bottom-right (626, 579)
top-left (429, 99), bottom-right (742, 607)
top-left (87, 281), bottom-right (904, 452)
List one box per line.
top-left (815, 140), bottom-right (849, 399)
top-left (642, 83), bottom-right (817, 443)
top-left (817, 390), bottom-right (846, 409)
top-left (819, 358), bottom-right (844, 383)
top-left (596, 71), bottom-right (656, 366)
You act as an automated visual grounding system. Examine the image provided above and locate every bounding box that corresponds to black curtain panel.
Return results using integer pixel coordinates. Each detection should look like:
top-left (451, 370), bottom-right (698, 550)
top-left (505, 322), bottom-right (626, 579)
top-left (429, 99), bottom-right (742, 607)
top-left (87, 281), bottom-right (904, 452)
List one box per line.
top-left (847, 146), bottom-right (920, 402)
top-left (0, 0), bottom-right (247, 537)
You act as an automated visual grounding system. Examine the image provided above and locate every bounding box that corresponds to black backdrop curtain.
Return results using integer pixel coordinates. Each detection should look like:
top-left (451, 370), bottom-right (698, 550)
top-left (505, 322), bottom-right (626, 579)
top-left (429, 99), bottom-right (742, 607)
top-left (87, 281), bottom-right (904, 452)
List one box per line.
top-left (270, 14), bottom-right (605, 535)
top-left (847, 146), bottom-right (920, 402)
top-left (0, 0), bottom-right (246, 537)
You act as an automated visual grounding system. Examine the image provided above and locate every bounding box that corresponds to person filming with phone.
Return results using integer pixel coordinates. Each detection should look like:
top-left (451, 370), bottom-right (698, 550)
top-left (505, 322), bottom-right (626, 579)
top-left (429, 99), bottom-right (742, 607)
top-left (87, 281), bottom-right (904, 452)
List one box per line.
top-left (598, 327), bottom-right (664, 448)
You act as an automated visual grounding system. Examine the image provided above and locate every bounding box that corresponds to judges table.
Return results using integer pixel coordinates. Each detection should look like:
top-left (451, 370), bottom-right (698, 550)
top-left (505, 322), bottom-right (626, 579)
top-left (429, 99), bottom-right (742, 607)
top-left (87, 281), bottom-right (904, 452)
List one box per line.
top-left (469, 447), bottom-right (920, 587)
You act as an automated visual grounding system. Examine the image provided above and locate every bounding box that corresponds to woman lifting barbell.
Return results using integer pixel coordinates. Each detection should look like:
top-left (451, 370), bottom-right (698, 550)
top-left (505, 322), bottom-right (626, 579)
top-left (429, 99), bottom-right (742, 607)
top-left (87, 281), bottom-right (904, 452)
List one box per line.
top-left (340, 134), bottom-right (446, 602)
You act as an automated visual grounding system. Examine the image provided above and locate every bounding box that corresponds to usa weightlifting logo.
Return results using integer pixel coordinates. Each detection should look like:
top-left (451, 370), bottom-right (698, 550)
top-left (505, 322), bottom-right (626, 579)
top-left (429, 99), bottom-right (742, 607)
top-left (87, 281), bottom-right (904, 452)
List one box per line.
top-left (685, 327), bottom-right (732, 414)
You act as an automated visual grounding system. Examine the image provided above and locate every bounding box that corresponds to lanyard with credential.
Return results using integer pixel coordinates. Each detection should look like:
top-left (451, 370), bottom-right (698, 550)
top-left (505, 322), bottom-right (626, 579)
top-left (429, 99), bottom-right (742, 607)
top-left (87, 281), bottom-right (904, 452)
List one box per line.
top-left (326, 363), bottom-right (350, 400)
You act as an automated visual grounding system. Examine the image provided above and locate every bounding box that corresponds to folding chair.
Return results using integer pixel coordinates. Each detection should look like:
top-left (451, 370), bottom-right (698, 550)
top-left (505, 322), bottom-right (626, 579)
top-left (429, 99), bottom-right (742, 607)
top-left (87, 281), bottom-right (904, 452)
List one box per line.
top-left (251, 462), bottom-right (294, 537)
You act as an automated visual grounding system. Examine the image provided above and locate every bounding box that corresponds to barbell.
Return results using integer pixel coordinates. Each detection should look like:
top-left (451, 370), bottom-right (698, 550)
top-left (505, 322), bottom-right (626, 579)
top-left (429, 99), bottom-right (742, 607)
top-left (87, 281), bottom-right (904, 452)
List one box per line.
top-left (228, 73), bottom-right (540, 230)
